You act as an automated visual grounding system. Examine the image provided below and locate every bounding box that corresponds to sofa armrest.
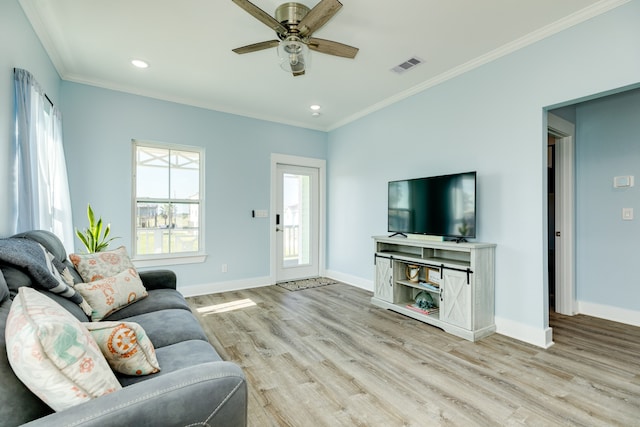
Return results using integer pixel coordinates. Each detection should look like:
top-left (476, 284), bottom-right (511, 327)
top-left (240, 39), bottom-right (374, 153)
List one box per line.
top-left (138, 269), bottom-right (177, 290)
top-left (23, 361), bottom-right (247, 427)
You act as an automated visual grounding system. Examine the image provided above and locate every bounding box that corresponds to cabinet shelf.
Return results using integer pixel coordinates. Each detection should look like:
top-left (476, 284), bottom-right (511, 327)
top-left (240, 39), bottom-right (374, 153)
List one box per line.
top-left (395, 279), bottom-right (440, 293)
top-left (377, 251), bottom-right (472, 268)
top-left (372, 236), bottom-right (496, 342)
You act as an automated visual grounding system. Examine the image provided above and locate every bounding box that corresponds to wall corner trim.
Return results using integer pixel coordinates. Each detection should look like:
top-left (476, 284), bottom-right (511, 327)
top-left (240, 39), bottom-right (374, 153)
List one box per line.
top-left (495, 316), bottom-right (554, 349)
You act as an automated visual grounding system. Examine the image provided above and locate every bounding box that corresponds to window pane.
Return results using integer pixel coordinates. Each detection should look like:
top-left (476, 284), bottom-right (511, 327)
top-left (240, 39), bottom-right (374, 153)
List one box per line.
top-left (136, 229), bottom-right (164, 255)
top-left (173, 202), bottom-right (199, 229)
top-left (170, 229), bottom-right (199, 253)
top-left (135, 201), bottom-right (199, 255)
top-left (136, 202), bottom-right (166, 255)
top-left (136, 202), bottom-right (172, 228)
top-left (137, 147), bottom-right (169, 199)
top-left (170, 150), bottom-right (200, 199)
top-left (170, 203), bottom-right (199, 253)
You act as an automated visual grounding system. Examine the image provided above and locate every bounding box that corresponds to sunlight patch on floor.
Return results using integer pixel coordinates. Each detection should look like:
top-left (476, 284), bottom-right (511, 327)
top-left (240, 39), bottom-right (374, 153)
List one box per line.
top-left (196, 298), bottom-right (257, 315)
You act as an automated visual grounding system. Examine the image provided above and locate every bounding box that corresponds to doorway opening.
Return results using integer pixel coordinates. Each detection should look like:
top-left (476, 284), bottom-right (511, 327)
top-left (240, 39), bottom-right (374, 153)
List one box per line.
top-left (547, 113), bottom-right (576, 317)
top-left (547, 134), bottom-right (556, 310)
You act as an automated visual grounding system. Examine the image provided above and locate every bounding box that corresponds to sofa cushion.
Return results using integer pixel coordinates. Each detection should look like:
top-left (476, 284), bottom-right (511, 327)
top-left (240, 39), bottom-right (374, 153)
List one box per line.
top-left (84, 321), bottom-right (160, 376)
top-left (101, 288), bottom-right (191, 320)
top-left (75, 268), bottom-right (148, 321)
top-left (0, 263), bottom-right (36, 298)
top-left (5, 287), bottom-right (121, 412)
top-left (117, 339), bottom-right (221, 387)
top-left (116, 308), bottom-right (208, 348)
top-left (69, 246), bottom-right (135, 282)
top-left (0, 268), bottom-right (8, 303)
top-left (139, 269), bottom-right (177, 290)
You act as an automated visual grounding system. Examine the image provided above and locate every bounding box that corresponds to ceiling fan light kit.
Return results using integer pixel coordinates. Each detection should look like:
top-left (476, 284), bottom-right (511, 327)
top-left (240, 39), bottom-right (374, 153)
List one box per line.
top-left (277, 35), bottom-right (309, 75)
top-left (232, 0), bottom-right (359, 76)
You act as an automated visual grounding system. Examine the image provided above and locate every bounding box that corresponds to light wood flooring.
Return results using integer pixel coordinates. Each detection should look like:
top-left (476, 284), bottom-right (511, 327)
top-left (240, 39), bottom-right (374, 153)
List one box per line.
top-left (187, 283), bottom-right (640, 426)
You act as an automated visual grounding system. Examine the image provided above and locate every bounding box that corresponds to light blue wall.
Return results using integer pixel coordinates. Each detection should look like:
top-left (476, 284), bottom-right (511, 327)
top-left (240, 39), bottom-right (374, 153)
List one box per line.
top-left (0, 0), bottom-right (61, 236)
top-left (576, 89), bottom-right (640, 310)
top-left (60, 82), bottom-right (327, 290)
top-left (3, 0), bottom-right (640, 344)
top-left (326, 1), bottom-right (640, 339)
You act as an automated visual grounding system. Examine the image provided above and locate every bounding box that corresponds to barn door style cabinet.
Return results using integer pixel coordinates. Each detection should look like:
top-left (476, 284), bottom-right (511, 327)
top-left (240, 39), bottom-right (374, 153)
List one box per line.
top-left (372, 236), bottom-right (496, 341)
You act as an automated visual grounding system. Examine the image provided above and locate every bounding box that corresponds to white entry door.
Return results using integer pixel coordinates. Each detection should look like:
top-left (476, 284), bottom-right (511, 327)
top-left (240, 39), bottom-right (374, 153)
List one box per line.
top-left (275, 164), bottom-right (319, 282)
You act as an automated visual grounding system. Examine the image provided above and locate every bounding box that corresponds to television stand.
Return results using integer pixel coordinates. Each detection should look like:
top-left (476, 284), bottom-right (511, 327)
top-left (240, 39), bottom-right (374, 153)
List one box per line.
top-left (388, 232), bottom-right (407, 238)
top-left (371, 235), bottom-right (496, 341)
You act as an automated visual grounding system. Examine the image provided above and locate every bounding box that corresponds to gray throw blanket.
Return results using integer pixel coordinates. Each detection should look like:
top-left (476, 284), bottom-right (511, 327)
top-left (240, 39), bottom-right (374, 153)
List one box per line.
top-left (0, 237), bottom-right (91, 314)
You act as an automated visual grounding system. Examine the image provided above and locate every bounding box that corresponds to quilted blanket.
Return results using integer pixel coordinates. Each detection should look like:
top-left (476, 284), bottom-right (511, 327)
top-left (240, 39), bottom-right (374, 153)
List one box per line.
top-left (0, 237), bottom-right (91, 314)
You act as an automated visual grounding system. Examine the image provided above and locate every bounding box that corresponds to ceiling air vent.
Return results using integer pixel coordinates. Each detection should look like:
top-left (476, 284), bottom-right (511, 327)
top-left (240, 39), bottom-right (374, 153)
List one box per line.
top-left (391, 56), bottom-right (424, 74)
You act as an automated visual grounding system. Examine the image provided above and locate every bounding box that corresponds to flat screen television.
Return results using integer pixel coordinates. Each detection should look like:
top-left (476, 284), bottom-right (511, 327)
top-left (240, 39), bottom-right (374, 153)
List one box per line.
top-left (388, 171), bottom-right (476, 241)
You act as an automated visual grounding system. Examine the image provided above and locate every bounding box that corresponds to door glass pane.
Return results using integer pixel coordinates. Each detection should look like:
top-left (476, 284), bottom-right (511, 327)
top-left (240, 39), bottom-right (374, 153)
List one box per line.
top-left (282, 173), bottom-right (310, 268)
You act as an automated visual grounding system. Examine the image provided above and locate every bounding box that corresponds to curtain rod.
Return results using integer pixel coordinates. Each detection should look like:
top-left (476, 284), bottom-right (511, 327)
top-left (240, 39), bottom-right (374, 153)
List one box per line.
top-left (13, 67), bottom-right (54, 107)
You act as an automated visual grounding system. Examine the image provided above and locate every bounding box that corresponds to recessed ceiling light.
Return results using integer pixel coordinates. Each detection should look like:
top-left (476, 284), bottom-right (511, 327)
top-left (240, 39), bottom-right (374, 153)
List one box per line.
top-left (310, 104), bottom-right (321, 111)
top-left (131, 59), bottom-right (149, 69)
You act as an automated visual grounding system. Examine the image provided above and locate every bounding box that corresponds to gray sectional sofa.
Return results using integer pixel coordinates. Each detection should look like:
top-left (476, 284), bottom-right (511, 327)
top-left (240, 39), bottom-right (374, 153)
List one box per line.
top-left (0, 230), bottom-right (247, 426)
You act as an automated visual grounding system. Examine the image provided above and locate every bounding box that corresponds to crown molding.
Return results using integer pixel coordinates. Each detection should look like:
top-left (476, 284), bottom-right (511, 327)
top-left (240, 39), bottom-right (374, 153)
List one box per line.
top-left (328, 0), bottom-right (631, 131)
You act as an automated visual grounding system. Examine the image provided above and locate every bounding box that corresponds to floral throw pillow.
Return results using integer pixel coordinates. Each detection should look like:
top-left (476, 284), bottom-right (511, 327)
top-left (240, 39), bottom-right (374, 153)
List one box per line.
top-left (84, 321), bottom-right (160, 376)
top-left (5, 287), bottom-right (121, 412)
top-left (69, 246), bottom-right (135, 283)
top-left (75, 268), bottom-right (148, 321)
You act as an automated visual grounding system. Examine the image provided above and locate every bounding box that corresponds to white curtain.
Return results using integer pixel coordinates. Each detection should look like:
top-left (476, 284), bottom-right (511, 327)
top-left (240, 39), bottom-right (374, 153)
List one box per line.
top-left (13, 68), bottom-right (75, 253)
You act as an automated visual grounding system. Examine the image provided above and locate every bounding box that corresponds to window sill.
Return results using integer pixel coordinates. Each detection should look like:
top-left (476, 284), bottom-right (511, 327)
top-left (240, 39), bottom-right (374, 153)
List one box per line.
top-left (132, 254), bottom-right (207, 269)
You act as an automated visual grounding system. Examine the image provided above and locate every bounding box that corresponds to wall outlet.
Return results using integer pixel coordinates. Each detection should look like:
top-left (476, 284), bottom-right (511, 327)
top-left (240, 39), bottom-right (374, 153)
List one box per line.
top-left (622, 208), bottom-right (633, 220)
top-left (221, 263), bottom-right (228, 273)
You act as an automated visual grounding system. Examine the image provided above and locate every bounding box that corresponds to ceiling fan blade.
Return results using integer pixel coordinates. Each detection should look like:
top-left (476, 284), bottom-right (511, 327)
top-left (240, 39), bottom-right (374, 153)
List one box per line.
top-left (298, 0), bottom-right (342, 37)
top-left (308, 38), bottom-right (358, 58)
top-left (233, 40), bottom-right (279, 54)
top-left (232, 0), bottom-right (288, 36)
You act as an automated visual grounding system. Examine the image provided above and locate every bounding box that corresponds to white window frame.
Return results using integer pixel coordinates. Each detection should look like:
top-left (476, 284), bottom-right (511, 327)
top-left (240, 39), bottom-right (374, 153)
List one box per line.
top-left (131, 140), bottom-right (206, 267)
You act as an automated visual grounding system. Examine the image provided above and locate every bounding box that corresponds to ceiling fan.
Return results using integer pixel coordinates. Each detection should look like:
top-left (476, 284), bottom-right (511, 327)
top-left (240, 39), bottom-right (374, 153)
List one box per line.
top-left (231, 0), bottom-right (359, 76)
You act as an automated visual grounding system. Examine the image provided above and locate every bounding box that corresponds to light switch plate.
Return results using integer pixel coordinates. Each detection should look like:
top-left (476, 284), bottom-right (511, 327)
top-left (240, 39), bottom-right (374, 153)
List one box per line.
top-left (614, 175), bottom-right (634, 188)
top-left (622, 208), bottom-right (634, 220)
top-left (254, 209), bottom-right (268, 218)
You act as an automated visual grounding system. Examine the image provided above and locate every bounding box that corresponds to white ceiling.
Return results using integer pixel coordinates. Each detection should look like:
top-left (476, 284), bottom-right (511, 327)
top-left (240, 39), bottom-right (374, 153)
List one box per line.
top-left (20, 0), bottom-right (622, 131)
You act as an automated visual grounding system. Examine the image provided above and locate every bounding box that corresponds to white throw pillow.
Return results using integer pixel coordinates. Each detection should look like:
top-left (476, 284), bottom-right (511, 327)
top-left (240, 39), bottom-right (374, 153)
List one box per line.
top-left (75, 268), bottom-right (148, 321)
top-left (84, 321), bottom-right (160, 376)
top-left (5, 287), bottom-right (121, 411)
top-left (69, 246), bottom-right (135, 283)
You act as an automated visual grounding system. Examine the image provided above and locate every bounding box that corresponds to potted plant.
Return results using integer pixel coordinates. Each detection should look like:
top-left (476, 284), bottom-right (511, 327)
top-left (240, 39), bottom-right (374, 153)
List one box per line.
top-left (75, 204), bottom-right (119, 253)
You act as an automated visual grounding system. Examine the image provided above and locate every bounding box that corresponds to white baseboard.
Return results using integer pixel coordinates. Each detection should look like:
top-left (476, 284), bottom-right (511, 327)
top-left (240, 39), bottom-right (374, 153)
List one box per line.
top-left (577, 300), bottom-right (640, 327)
top-left (324, 269), bottom-right (373, 291)
top-left (178, 270), bottom-right (373, 298)
top-left (178, 275), bottom-right (272, 298)
top-left (495, 316), bottom-right (554, 349)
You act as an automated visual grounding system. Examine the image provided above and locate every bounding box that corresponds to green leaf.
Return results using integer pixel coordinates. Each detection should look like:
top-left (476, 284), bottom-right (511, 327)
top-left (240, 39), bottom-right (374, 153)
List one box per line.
top-left (87, 204), bottom-right (96, 229)
top-left (75, 204), bottom-right (120, 253)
